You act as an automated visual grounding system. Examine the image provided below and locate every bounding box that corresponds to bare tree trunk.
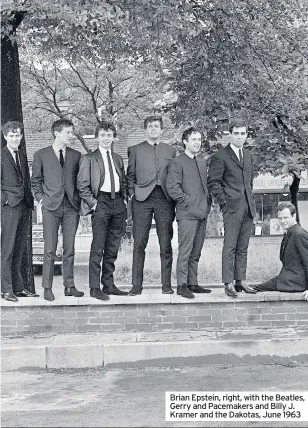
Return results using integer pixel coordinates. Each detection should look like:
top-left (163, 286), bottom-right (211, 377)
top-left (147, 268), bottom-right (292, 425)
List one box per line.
top-left (1, 12), bottom-right (36, 293)
top-left (75, 132), bottom-right (92, 153)
top-left (289, 174), bottom-right (301, 224)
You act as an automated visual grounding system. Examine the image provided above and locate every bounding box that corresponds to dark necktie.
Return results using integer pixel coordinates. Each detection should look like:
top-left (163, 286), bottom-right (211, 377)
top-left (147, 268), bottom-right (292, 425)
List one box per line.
top-left (14, 150), bottom-right (22, 177)
top-left (153, 143), bottom-right (160, 183)
top-left (59, 149), bottom-right (64, 168)
top-left (106, 150), bottom-right (115, 199)
top-left (280, 232), bottom-right (287, 258)
top-left (239, 148), bottom-right (243, 164)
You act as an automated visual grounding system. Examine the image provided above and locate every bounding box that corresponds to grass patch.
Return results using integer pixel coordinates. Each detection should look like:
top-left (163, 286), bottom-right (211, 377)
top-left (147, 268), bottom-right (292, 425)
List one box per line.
top-left (115, 235), bottom-right (282, 284)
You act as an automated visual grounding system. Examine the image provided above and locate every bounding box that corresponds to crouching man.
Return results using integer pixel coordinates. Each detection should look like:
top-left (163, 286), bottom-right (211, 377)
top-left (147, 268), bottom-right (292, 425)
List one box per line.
top-left (255, 202), bottom-right (308, 297)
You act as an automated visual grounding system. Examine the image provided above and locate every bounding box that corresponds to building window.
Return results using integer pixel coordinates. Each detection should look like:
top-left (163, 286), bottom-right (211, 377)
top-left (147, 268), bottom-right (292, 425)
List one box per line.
top-left (206, 192), bottom-right (308, 237)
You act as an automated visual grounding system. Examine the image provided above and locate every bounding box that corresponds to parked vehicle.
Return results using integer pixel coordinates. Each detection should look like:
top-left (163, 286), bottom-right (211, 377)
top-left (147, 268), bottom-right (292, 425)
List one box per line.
top-left (32, 201), bottom-right (63, 275)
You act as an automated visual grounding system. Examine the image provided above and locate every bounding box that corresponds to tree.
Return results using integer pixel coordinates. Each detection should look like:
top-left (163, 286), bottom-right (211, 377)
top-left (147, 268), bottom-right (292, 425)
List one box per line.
top-left (1, 0), bottom-right (132, 292)
top-left (3, 0), bottom-right (308, 220)
top-left (144, 0), bottom-right (308, 220)
top-left (20, 50), bottom-right (167, 150)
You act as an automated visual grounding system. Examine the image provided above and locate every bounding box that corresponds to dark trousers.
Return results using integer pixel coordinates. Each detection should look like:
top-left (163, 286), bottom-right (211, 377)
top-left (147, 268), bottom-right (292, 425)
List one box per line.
top-left (1, 201), bottom-right (29, 293)
top-left (255, 276), bottom-right (303, 292)
top-left (89, 193), bottom-right (126, 289)
top-left (131, 186), bottom-right (175, 287)
top-left (255, 277), bottom-right (278, 291)
top-left (42, 195), bottom-right (79, 289)
top-left (222, 198), bottom-right (253, 283)
top-left (177, 218), bottom-right (206, 286)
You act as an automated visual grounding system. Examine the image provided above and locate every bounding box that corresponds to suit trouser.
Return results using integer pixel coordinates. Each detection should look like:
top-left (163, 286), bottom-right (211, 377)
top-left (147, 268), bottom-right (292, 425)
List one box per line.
top-left (1, 201), bottom-right (29, 293)
top-left (222, 198), bottom-right (253, 283)
top-left (255, 277), bottom-right (278, 291)
top-left (42, 195), bottom-right (79, 289)
top-left (89, 193), bottom-right (126, 289)
top-left (132, 186), bottom-right (175, 287)
top-left (177, 218), bottom-right (207, 286)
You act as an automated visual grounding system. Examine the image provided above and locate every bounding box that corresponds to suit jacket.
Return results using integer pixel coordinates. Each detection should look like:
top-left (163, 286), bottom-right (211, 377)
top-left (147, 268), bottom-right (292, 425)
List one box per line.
top-left (166, 153), bottom-right (212, 220)
top-left (207, 144), bottom-right (256, 217)
top-left (77, 148), bottom-right (127, 216)
top-left (126, 141), bottom-right (176, 201)
top-left (31, 146), bottom-right (81, 211)
top-left (1, 145), bottom-right (34, 209)
top-left (274, 224), bottom-right (308, 291)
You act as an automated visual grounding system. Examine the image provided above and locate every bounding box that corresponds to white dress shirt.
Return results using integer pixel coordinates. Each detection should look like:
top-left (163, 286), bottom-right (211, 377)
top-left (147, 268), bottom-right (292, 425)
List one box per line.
top-left (99, 147), bottom-right (120, 192)
top-left (52, 143), bottom-right (66, 161)
top-left (147, 140), bottom-right (160, 146)
top-left (230, 144), bottom-right (242, 161)
top-left (7, 145), bottom-right (19, 162)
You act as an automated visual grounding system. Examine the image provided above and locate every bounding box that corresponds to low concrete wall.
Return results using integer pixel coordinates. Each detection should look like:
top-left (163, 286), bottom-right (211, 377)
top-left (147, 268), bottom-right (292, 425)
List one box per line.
top-left (1, 291), bottom-right (307, 337)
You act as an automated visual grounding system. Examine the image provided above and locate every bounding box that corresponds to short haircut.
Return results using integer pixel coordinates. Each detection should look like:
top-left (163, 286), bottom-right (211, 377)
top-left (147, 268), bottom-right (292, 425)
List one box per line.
top-left (144, 115), bottom-right (163, 129)
top-left (229, 119), bottom-right (247, 133)
top-left (277, 201), bottom-right (296, 216)
top-left (95, 121), bottom-right (117, 138)
top-left (51, 119), bottom-right (74, 138)
top-left (2, 120), bottom-right (23, 136)
top-left (182, 127), bottom-right (201, 147)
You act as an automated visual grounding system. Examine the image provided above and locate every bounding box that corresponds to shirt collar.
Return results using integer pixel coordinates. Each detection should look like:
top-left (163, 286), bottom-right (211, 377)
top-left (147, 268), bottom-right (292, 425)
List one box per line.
top-left (184, 150), bottom-right (195, 159)
top-left (7, 145), bottom-right (17, 157)
top-left (52, 143), bottom-right (66, 153)
top-left (99, 146), bottom-right (112, 155)
top-left (146, 140), bottom-right (160, 146)
top-left (230, 143), bottom-right (241, 155)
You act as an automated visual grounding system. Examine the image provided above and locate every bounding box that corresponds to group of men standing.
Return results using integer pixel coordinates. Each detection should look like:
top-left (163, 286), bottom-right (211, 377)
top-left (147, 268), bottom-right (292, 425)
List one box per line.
top-left (1, 116), bottom-right (308, 303)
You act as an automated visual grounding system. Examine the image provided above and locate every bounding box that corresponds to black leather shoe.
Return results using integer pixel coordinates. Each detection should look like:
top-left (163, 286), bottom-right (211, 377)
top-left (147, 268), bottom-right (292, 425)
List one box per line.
top-left (128, 285), bottom-right (143, 296)
top-left (102, 285), bottom-right (128, 296)
top-left (44, 289), bottom-right (55, 301)
top-left (15, 289), bottom-right (39, 297)
top-left (1, 292), bottom-right (18, 302)
top-left (64, 286), bottom-right (84, 297)
top-left (90, 288), bottom-right (110, 301)
top-left (162, 286), bottom-right (174, 294)
top-left (234, 282), bottom-right (257, 294)
top-left (177, 284), bottom-right (195, 299)
top-left (224, 283), bottom-right (238, 298)
top-left (188, 285), bottom-right (212, 294)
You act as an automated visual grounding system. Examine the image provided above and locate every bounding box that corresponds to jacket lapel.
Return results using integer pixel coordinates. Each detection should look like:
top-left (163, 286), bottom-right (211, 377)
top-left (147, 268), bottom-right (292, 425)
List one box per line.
top-left (280, 223), bottom-right (299, 260)
top-left (48, 146), bottom-right (63, 172)
top-left (280, 230), bottom-right (292, 260)
top-left (94, 149), bottom-right (105, 189)
top-left (195, 157), bottom-right (207, 194)
top-left (4, 145), bottom-right (20, 175)
top-left (280, 233), bottom-right (287, 260)
top-left (111, 152), bottom-right (121, 178)
top-left (226, 144), bottom-right (243, 169)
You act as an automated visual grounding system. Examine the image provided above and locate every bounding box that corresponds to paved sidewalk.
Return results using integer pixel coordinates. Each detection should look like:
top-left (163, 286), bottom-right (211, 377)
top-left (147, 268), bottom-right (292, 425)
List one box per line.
top-left (1, 286), bottom-right (305, 307)
top-left (2, 326), bottom-right (308, 370)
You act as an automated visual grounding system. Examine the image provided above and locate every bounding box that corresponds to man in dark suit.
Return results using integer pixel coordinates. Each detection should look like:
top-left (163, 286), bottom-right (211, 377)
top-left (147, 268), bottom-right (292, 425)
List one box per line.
top-left (255, 202), bottom-right (308, 294)
top-left (166, 127), bottom-right (212, 298)
top-left (208, 119), bottom-right (257, 297)
top-left (126, 116), bottom-right (176, 295)
top-left (31, 119), bottom-right (84, 301)
top-left (77, 121), bottom-right (128, 300)
top-left (1, 121), bottom-right (36, 302)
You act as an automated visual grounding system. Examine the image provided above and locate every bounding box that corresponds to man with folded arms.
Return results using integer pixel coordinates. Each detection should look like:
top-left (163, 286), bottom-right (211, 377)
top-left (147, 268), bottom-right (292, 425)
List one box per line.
top-left (166, 127), bottom-right (212, 298)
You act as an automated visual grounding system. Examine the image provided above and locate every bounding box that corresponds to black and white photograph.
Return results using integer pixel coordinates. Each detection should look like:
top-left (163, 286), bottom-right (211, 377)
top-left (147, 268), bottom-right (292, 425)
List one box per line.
top-left (1, 0), bottom-right (308, 427)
